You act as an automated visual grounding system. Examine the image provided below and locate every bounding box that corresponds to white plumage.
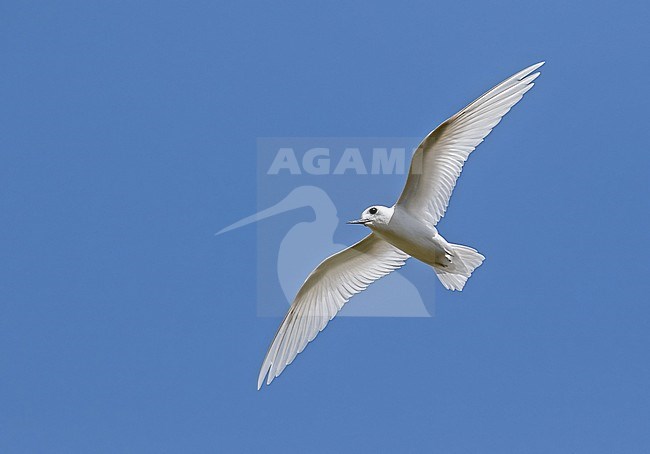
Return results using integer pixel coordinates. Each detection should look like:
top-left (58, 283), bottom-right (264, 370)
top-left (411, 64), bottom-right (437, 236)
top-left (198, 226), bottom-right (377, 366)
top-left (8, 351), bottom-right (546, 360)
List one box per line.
top-left (258, 234), bottom-right (408, 388)
top-left (257, 62), bottom-right (544, 389)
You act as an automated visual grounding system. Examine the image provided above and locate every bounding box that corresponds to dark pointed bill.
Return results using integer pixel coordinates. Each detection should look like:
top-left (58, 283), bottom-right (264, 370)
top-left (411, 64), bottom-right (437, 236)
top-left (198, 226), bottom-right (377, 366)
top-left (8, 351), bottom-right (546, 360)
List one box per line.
top-left (347, 219), bottom-right (367, 225)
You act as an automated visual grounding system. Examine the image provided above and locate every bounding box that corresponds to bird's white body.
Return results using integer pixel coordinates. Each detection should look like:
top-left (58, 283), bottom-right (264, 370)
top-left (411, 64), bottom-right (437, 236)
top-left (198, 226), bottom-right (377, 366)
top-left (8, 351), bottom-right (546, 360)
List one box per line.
top-left (370, 205), bottom-right (445, 267)
top-left (231, 62), bottom-right (545, 389)
top-left (352, 204), bottom-right (485, 290)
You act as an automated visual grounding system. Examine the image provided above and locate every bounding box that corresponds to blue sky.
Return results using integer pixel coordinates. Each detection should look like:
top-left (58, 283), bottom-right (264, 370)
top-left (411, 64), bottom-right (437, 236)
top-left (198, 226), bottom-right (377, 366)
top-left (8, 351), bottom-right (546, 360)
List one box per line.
top-left (2, 1), bottom-right (649, 452)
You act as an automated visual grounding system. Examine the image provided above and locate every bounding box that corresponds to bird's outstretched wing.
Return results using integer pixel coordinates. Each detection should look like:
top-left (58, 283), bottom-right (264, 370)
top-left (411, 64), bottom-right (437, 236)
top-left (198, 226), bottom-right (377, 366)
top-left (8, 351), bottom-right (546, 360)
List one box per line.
top-left (258, 233), bottom-right (409, 389)
top-left (396, 62), bottom-right (543, 226)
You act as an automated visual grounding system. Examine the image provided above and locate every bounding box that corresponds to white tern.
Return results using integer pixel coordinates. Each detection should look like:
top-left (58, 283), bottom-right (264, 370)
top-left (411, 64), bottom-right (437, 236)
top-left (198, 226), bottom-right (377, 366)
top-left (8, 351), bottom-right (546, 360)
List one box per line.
top-left (257, 62), bottom-right (544, 389)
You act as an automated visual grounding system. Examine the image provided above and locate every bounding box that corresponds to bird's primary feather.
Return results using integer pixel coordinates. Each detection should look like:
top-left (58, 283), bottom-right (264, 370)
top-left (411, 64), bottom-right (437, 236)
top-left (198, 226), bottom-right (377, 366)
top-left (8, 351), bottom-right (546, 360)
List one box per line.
top-left (258, 234), bottom-right (409, 389)
top-left (396, 62), bottom-right (543, 226)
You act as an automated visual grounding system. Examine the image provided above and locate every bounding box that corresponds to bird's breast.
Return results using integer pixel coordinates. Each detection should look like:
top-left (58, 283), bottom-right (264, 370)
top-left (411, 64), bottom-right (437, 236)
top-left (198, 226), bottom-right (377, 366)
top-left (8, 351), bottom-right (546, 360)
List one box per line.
top-left (371, 212), bottom-right (443, 264)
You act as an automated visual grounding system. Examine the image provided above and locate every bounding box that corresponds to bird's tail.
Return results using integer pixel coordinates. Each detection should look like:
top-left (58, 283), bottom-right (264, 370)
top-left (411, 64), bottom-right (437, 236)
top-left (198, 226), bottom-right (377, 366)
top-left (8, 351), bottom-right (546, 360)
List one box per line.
top-left (433, 244), bottom-right (485, 291)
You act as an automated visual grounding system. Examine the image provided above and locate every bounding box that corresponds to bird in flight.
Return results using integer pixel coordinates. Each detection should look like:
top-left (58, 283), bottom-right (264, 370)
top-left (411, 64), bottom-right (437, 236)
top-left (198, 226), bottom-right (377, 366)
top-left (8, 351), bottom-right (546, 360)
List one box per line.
top-left (258, 62), bottom-right (544, 389)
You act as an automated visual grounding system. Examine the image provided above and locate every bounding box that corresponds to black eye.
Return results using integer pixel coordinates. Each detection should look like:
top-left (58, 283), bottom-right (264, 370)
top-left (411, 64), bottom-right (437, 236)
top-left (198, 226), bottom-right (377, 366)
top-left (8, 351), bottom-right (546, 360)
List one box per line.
top-left (369, 207), bottom-right (378, 215)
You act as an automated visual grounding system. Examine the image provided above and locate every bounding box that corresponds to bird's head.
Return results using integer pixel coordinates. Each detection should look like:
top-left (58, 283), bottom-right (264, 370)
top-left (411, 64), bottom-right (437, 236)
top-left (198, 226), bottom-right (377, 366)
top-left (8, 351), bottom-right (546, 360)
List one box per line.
top-left (347, 205), bottom-right (393, 228)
